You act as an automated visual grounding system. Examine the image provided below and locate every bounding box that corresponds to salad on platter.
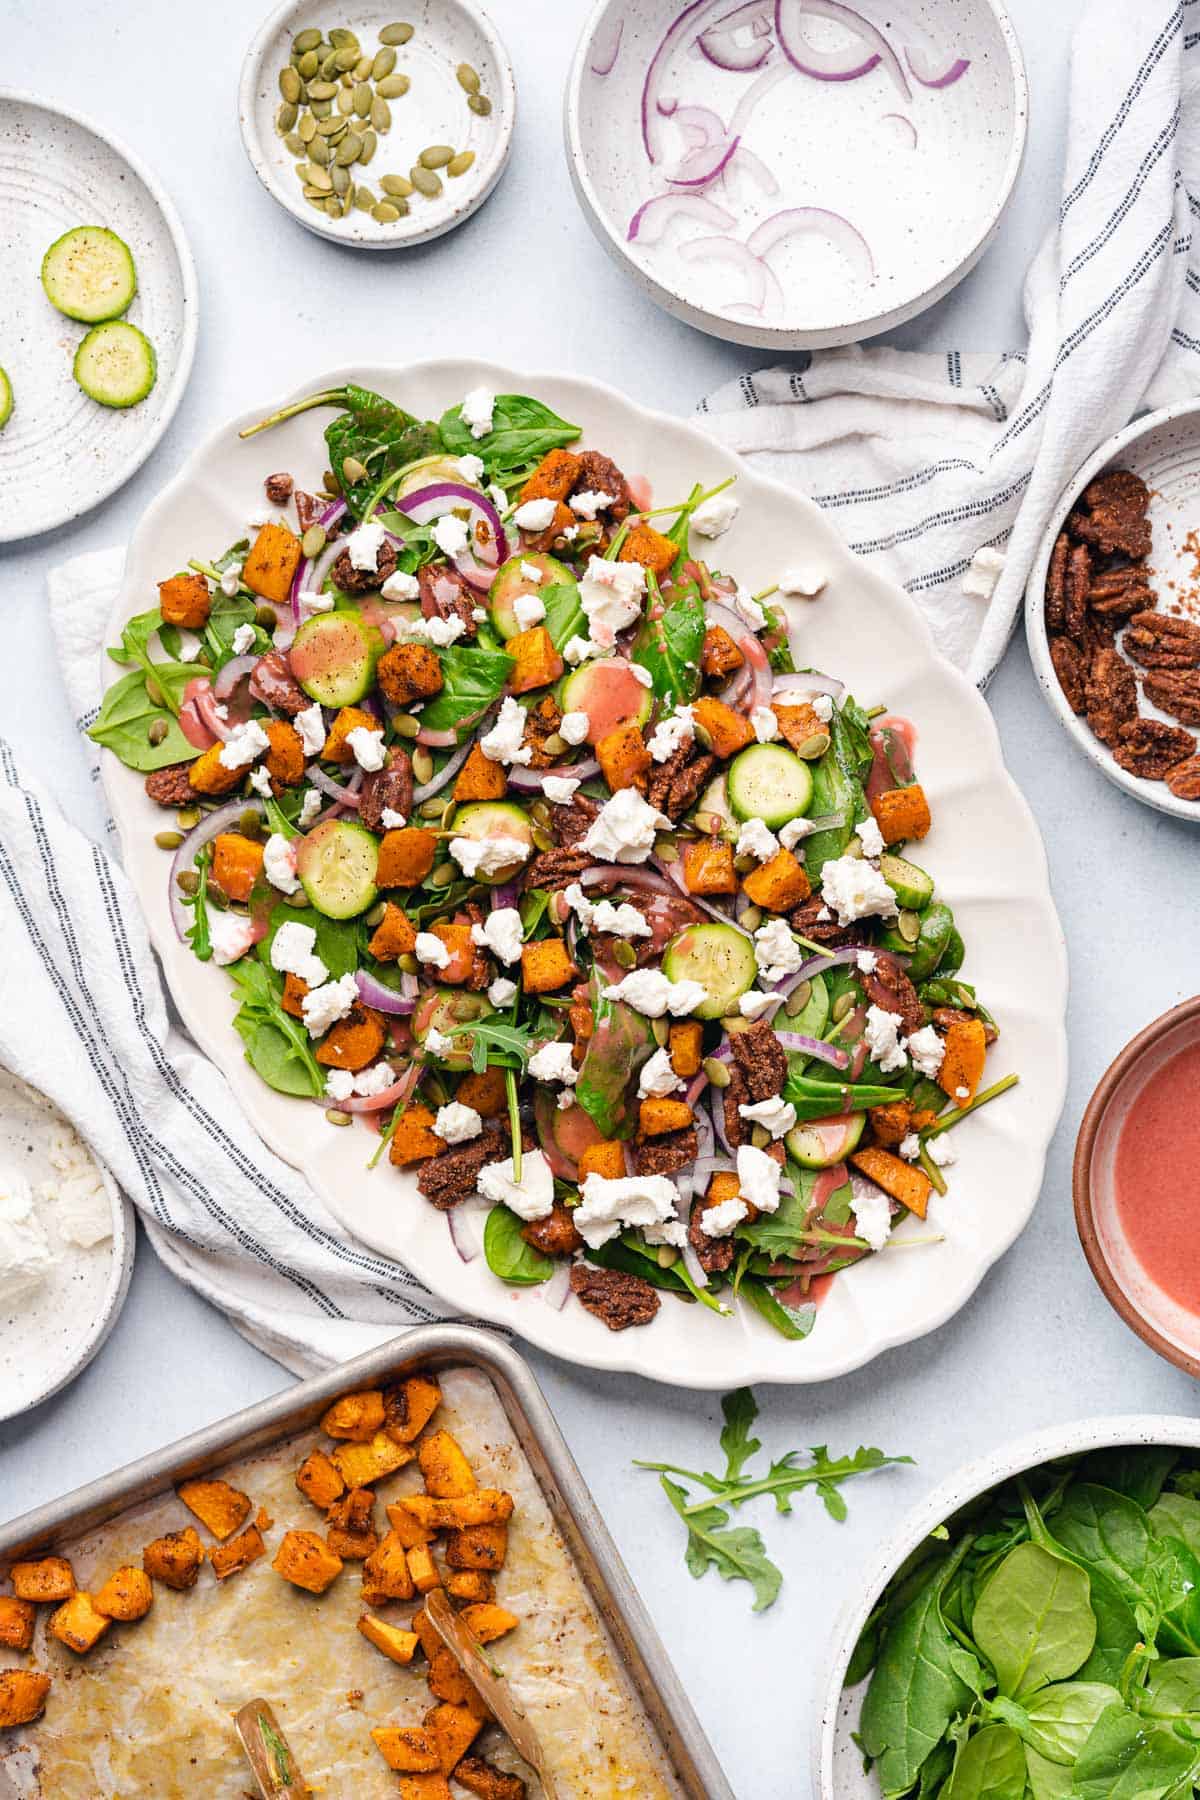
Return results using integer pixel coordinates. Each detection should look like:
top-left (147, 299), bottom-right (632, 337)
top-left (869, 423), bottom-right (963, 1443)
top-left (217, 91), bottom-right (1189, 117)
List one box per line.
top-left (94, 381), bottom-right (1014, 1339)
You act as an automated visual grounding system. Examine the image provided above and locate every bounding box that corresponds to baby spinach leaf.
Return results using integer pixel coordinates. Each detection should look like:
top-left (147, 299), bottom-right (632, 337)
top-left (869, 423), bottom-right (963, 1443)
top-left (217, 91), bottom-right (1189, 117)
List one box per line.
top-left (942, 1724), bottom-right (1026, 1799)
top-left (992, 1680), bottom-right (1122, 1765)
top-left (740, 1279), bottom-right (817, 1341)
top-left (738, 1170), bottom-right (817, 1258)
top-left (257, 904), bottom-right (360, 981)
top-left (325, 384), bottom-right (441, 518)
top-left (482, 1205), bottom-right (553, 1285)
top-left (539, 580), bottom-right (586, 652)
top-left (1080, 1448), bottom-right (1178, 1510)
top-left (803, 697), bottom-right (873, 880)
top-left (228, 959), bottom-right (324, 1098)
top-left (658, 1476), bottom-right (782, 1613)
top-left (1069, 1701), bottom-right (1200, 1798)
top-left (1022, 1743), bottom-right (1074, 1800)
top-left (632, 583), bottom-right (705, 705)
top-left (88, 669), bottom-right (201, 770)
top-left (972, 1542), bottom-right (1096, 1699)
top-left (1149, 1491), bottom-right (1200, 1562)
top-left (860, 1554), bottom-right (976, 1796)
top-left (575, 979), bottom-right (654, 1137)
top-left (1050, 1484), bottom-right (1156, 1605)
top-left (1137, 1654), bottom-right (1200, 1726)
top-left (415, 644), bottom-right (514, 737)
top-left (439, 393), bottom-right (581, 483)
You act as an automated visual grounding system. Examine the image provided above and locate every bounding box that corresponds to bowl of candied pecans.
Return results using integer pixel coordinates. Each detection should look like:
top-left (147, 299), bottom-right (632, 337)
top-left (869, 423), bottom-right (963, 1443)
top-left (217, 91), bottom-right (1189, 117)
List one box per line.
top-left (1026, 401), bottom-right (1200, 821)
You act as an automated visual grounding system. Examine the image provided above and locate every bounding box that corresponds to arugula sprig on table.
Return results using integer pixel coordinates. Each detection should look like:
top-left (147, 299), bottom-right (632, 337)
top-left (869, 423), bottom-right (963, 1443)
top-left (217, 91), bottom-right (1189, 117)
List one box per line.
top-left (635, 1390), bottom-right (912, 1613)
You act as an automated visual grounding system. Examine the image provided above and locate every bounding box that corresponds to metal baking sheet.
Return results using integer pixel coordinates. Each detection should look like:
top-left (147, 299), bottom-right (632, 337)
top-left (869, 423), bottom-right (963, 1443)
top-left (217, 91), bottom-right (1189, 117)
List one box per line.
top-left (0, 1322), bottom-right (734, 1799)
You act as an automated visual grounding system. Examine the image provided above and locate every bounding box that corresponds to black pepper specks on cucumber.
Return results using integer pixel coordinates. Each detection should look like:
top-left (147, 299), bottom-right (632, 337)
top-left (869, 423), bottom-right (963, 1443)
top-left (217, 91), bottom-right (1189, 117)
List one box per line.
top-left (41, 225), bottom-right (137, 323)
top-left (73, 321), bottom-right (158, 409)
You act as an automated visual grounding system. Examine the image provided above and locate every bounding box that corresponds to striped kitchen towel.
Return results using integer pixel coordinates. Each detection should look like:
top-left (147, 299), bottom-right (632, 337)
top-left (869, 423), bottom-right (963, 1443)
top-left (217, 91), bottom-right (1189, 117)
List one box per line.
top-left (0, 548), bottom-right (454, 1376)
top-left (698, 0), bottom-right (1200, 685)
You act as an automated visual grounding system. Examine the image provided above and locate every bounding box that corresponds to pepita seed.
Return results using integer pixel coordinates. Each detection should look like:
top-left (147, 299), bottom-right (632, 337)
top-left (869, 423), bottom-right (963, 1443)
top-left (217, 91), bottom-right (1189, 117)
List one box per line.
top-left (844, 836), bottom-right (864, 860)
top-left (353, 53), bottom-right (374, 79)
top-left (297, 49), bottom-right (319, 78)
top-left (177, 807), bottom-right (200, 830)
top-left (276, 99), bottom-right (298, 132)
top-left (325, 1109), bottom-right (352, 1126)
top-left (147, 717), bottom-right (168, 746)
top-left (336, 85), bottom-right (354, 113)
top-left (372, 200), bottom-right (401, 223)
top-left (529, 799), bottom-right (551, 828)
top-left (335, 134), bottom-right (361, 166)
top-left (703, 1056), bottom-right (731, 1088)
top-left (397, 952), bottom-right (419, 975)
top-left (740, 903), bottom-right (762, 930)
top-left (431, 861), bottom-right (456, 886)
top-left (155, 830), bottom-right (183, 850)
top-left (692, 722), bottom-right (712, 751)
top-left (283, 130), bottom-right (306, 156)
top-left (279, 66), bottom-right (302, 103)
top-left (309, 96), bottom-right (333, 119)
top-left (375, 72), bottom-right (410, 98)
top-left (340, 69), bottom-right (354, 87)
top-left (785, 979), bottom-right (813, 1016)
top-left (334, 45), bottom-right (359, 71)
top-left (303, 160), bottom-right (332, 189)
top-left (239, 809), bottom-right (264, 838)
top-left (331, 162), bottom-right (351, 195)
top-left (319, 48), bottom-right (340, 78)
top-left (176, 869), bottom-right (200, 896)
top-left (301, 524), bottom-right (327, 559)
top-left (329, 26), bottom-right (359, 49)
top-left (832, 991), bottom-right (855, 1023)
top-left (656, 1245), bottom-right (680, 1269)
top-left (353, 81), bottom-right (373, 115)
top-left (653, 833), bottom-right (678, 862)
top-left (342, 455), bottom-right (368, 483)
top-left (468, 93), bottom-right (493, 117)
top-left (308, 78), bottom-right (338, 99)
top-left (254, 605), bottom-right (277, 629)
top-left (207, 889), bottom-right (227, 913)
top-left (145, 676), bottom-right (164, 708)
top-left (302, 184), bottom-right (327, 201)
top-left (380, 172), bottom-right (413, 197)
top-left (541, 732), bottom-right (567, 756)
top-left (418, 795), bottom-right (442, 817)
top-left (323, 468), bottom-right (341, 495)
top-left (354, 184), bottom-right (375, 210)
top-left (751, 1124), bottom-right (771, 1150)
top-left (405, 748), bottom-right (431, 787)
top-left (531, 825), bottom-right (554, 853)
top-left (795, 730), bottom-right (831, 760)
top-left (365, 900), bottom-right (388, 928)
top-left (358, 128), bottom-right (377, 164)
top-left (419, 144), bottom-right (454, 169)
top-left (613, 939), bottom-right (637, 969)
top-left (298, 112), bottom-right (317, 142)
top-left (293, 26), bottom-right (322, 53)
top-left (410, 166), bottom-right (441, 197)
top-left (324, 195), bottom-right (344, 217)
top-left (371, 95), bottom-right (392, 132)
top-left (456, 62), bottom-right (480, 93)
top-left (651, 1016), bottom-right (671, 1047)
top-left (379, 22), bottom-right (414, 45)
top-left (372, 46), bottom-right (397, 78)
top-left (308, 138), bottom-right (332, 167)
top-left (898, 909), bottom-right (921, 945)
top-left (447, 150), bottom-right (475, 178)
top-left (393, 713), bottom-right (421, 738)
top-left (316, 114), bottom-right (346, 135)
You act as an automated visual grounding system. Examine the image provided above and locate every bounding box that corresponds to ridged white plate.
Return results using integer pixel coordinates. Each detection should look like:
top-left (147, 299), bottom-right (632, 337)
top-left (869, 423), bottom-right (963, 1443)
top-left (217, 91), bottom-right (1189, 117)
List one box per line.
top-left (99, 359), bottom-right (1068, 1388)
top-left (0, 91), bottom-right (198, 543)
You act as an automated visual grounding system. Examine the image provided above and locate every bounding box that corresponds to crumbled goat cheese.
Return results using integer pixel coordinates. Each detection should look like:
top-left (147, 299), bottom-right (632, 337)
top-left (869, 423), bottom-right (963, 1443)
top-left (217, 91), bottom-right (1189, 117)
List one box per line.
top-left (737, 1144), bottom-right (782, 1213)
top-left (296, 703), bottom-right (326, 758)
top-left (471, 907), bottom-right (524, 965)
top-left (563, 634), bottom-right (602, 665)
top-left (734, 589), bottom-right (767, 631)
top-left (751, 706), bottom-right (779, 743)
top-left (856, 814), bottom-right (886, 859)
top-left (177, 631), bottom-right (202, 662)
top-left (0, 1172), bottom-right (54, 1302)
top-left (346, 520), bottom-right (387, 572)
top-left (449, 835), bottom-right (530, 879)
top-left (963, 545), bottom-right (1006, 601)
top-left (208, 911), bottom-right (259, 966)
top-left (248, 765), bottom-right (273, 798)
top-left (956, 1086), bottom-right (970, 1101)
top-left (218, 720), bottom-right (271, 771)
top-left (298, 790), bottom-right (322, 828)
top-left (456, 453), bottom-right (486, 484)
top-left (433, 513), bottom-right (470, 559)
top-left (851, 1186), bottom-right (892, 1250)
top-left (264, 833), bottom-right (300, 895)
top-left (488, 977), bottom-right (518, 1007)
top-left (570, 489), bottom-right (616, 520)
top-left (542, 775), bottom-right (580, 803)
top-left (630, 662), bottom-right (653, 688)
top-left (393, 612), bottom-right (466, 648)
top-left (528, 1042), bottom-right (578, 1086)
top-left (489, 485), bottom-right (508, 512)
top-left (573, 1172), bottom-right (680, 1250)
top-left (856, 950), bottom-right (879, 974)
top-left (415, 931), bottom-right (451, 969)
top-left (247, 509), bottom-right (280, 530)
top-left (779, 816), bottom-right (816, 851)
top-left (736, 818), bottom-right (780, 863)
top-left (642, 1218), bottom-right (688, 1247)
top-left (220, 565), bottom-right (242, 597)
top-left (513, 497), bottom-right (558, 532)
top-left (424, 1027), bottom-right (454, 1058)
top-left (513, 591), bottom-right (547, 630)
top-left (590, 899), bottom-right (651, 938)
top-left (298, 588), bottom-right (335, 615)
top-left (519, 559), bottom-right (544, 583)
top-left (812, 694), bottom-right (834, 724)
top-left (270, 921), bottom-right (328, 989)
top-left (601, 969), bottom-right (707, 1018)
top-left (778, 566), bottom-right (827, 598)
top-left (561, 523), bottom-right (580, 542)
top-left (352, 1062), bottom-right (397, 1098)
top-left (582, 787), bottom-right (671, 864)
top-left (648, 705), bottom-right (694, 763)
top-left (906, 1024), bottom-right (946, 1078)
top-left (821, 854), bottom-right (900, 926)
top-left (381, 807), bottom-right (406, 830)
top-left (739, 989), bottom-right (784, 1020)
top-left (346, 726), bottom-right (386, 772)
top-left (461, 387), bottom-right (495, 439)
top-left (380, 569), bottom-right (421, 602)
top-left (700, 1198), bottom-right (749, 1237)
top-left (754, 917), bottom-right (802, 983)
top-left (899, 1133), bottom-right (921, 1162)
top-left (560, 710), bottom-right (590, 746)
top-left (691, 490), bottom-right (739, 538)
top-left (473, 606), bottom-right (488, 622)
top-left (638, 1047), bottom-right (684, 1098)
top-left (926, 1136), bottom-right (956, 1167)
top-left (479, 1150), bottom-right (554, 1221)
top-left (325, 1070), bottom-right (355, 1102)
top-left (864, 1005), bottom-right (908, 1073)
top-left (579, 555), bottom-right (646, 647)
top-left (301, 971), bottom-right (359, 1037)
top-left (231, 622), bottom-right (257, 656)
top-left (479, 695), bottom-right (534, 766)
top-left (435, 1102), bottom-right (484, 1145)
top-left (738, 1095), bottom-right (797, 1139)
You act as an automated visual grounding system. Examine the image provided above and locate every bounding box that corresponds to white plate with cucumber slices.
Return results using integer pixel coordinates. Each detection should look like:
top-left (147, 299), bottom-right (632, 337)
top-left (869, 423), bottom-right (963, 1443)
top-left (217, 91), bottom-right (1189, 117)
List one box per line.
top-left (97, 359), bottom-right (1068, 1389)
top-left (0, 91), bottom-right (197, 542)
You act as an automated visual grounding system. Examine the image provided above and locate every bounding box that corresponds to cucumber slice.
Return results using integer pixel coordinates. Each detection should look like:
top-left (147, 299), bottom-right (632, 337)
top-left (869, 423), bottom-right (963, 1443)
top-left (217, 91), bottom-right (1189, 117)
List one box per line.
top-left (786, 1112), bottom-right (865, 1168)
top-left (72, 322), bottom-right (156, 409)
top-left (42, 226), bottom-right (137, 322)
top-left (489, 553), bottom-right (574, 640)
top-left (295, 820), bottom-right (379, 919)
top-left (727, 743), bottom-right (813, 829)
top-left (879, 852), bottom-right (934, 911)
top-left (662, 921), bottom-right (757, 1021)
top-left (0, 368), bottom-right (11, 431)
top-left (448, 801), bottom-right (534, 885)
top-left (558, 656), bottom-right (654, 744)
top-left (290, 610), bottom-right (383, 707)
top-left (413, 987), bottom-right (495, 1069)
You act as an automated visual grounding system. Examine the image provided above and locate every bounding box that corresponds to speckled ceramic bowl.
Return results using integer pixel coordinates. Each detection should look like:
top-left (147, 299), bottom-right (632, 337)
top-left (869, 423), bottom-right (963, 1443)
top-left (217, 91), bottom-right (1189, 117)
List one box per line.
top-left (565, 0), bottom-right (1027, 348)
top-left (240, 0), bottom-right (515, 249)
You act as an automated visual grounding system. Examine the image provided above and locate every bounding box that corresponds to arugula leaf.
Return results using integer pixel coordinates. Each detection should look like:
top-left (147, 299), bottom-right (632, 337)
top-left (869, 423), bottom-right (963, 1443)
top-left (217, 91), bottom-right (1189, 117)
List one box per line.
top-left (718, 1389), bottom-right (761, 1485)
top-left (228, 959), bottom-right (324, 1097)
top-left (540, 580), bottom-right (586, 652)
top-left (89, 669), bottom-right (201, 770)
top-left (632, 581), bottom-right (705, 705)
top-left (183, 846), bottom-right (213, 962)
top-left (325, 384), bottom-right (442, 518)
top-left (415, 644), bottom-right (514, 737)
top-left (483, 1205), bottom-right (553, 1285)
top-left (446, 1013), bottom-right (538, 1075)
top-left (439, 393), bottom-right (581, 483)
top-left (659, 1476), bottom-right (782, 1614)
top-left (764, 605), bottom-right (796, 674)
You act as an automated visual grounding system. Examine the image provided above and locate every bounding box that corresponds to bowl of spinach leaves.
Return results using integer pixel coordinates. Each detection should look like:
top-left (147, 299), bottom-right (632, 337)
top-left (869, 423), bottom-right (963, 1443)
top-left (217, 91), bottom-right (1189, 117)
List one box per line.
top-left (817, 1416), bottom-right (1200, 1799)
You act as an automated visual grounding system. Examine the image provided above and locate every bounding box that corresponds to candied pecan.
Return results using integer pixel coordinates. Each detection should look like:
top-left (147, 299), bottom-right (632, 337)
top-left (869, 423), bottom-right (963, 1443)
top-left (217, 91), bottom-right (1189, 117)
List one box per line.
top-left (723, 1069), bottom-right (750, 1149)
top-left (416, 1128), bottom-right (508, 1210)
top-left (144, 762), bottom-right (196, 807)
top-left (1166, 755), bottom-right (1200, 800)
top-left (647, 742), bottom-right (690, 815)
top-left (788, 898), bottom-right (859, 947)
top-left (294, 489), bottom-right (326, 532)
top-left (1044, 532), bottom-right (1070, 634)
top-left (569, 1263), bottom-right (660, 1329)
top-left (1071, 469), bottom-right (1152, 559)
top-left (1049, 636), bottom-right (1089, 714)
top-left (358, 746), bottom-right (414, 832)
top-left (250, 649), bottom-right (308, 716)
top-left (460, 902), bottom-right (494, 992)
top-left (571, 450), bottom-right (631, 522)
top-left (521, 1203), bottom-right (583, 1257)
top-left (523, 695), bottom-right (564, 768)
top-left (1084, 647), bottom-right (1138, 747)
top-left (1113, 718), bottom-right (1196, 780)
top-left (1065, 544), bottom-right (1092, 640)
top-left (932, 1006), bottom-right (999, 1045)
top-left (1124, 610), bottom-right (1200, 670)
top-left (550, 795), bottom-right (600, 845)
top-left (861, 954), bottom-right (924, 1038)
top-left (668, 751), bottom-right (716, 821)
top-left (330, 537), bottom-right (398, 594)
top-left (418, 563), bottom-right (477, 639)
top-left (1087, 563), bottom-right (1154, 620)
top-left (729, 1020), bottom-right (789, 1103)
top-left (632, 1128), bottom-right (699, 1178)
top-left (689, 1204), bottom-right (735, 1276)
top-left (1142, 670), bottom-right (1200, 727)
top-left (264, 471), bottom-right (293, 504)
top-left (522, 846), bottom-right (591, 891)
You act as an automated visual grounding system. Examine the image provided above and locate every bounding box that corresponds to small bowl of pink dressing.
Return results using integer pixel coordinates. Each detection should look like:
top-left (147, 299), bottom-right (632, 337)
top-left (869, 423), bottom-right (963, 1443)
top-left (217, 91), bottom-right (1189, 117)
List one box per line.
top-left (1075, 996), bottom-right (1200, 1376)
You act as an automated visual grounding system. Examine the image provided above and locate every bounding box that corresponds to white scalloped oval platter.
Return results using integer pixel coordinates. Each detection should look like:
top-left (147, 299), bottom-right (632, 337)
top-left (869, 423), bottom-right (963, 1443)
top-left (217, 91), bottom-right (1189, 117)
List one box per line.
top-left (100, 359), bottom-right (1067, 1388)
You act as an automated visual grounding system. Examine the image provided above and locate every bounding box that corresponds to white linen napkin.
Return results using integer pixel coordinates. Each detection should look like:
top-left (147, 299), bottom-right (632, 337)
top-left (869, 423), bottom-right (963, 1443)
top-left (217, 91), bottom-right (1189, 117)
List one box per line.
top-left (698, 0), bottom-right (1200, 684)
top-left (0, 548), bottom-right (454, 1378)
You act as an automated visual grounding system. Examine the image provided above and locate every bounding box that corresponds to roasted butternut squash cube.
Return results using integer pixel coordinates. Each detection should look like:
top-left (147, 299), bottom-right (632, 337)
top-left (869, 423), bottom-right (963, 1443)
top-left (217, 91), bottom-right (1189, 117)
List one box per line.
top-left (158, 571), bottom-right (211, 629)
top-left (210, 835), bottom-right (265, 905)
top-left (578, 1140), bottom-right (626, 1181)
top-left (701, 625), bottom-right (744, 681)
top-left (377, 643), bottom-right (445, 707)
top-left (459, 1603), bottom-right (519, 1646)
top-left (296, 1447), bottom-right (345, 1511)
top-left (772, 701), bottom-right (828, 755)
top-left (323, 705), bottom-right (378, 765)
top-left (453, 1758), bottom-right (526, 1800)
top-left (706, 1170), bottom-right (743, 1209)
top-left (668, 1020), bottom-right (703, 1079)
top-left (314, 1003), bottom-right (386, 1073)
top-left (519, 448), bottom-right (581, 504)
top-left (392, 1491), bottom-right (514, 1532)
top-left (93, 1567), bottom-right (153, 1621)
top-left (682, 838), bottom-right (736, 895)
top-left (444, 1569), bottom-right (495, 1605)
top-left (390, 1105), bottom-right (446, 1167)
top-left (263, 719), bottom-right (305, 788)
top-left (453, 744), bottom-right (508, 803)
top-left (427, 1646), bottom-right (473, 1706)
top-left (10, 1557), bottom-right (74, 1603)
top-left (619, 521), bottom-right (676, 578)
top-left (407, 1543), bottom-right (442, 1594)
top-left (850, 1147), bottom-right (931, 1221)
top-left (519, 937), bottom-right (577, 995)
top-left (871, 782), bottom-right (932, 845)
top-left (444, 1523), bottom-right (507, 1572)
top-left (362, 1530), bottom-right (415, 1602)
top-left (49, 1591), bottom-right (110, 1655)
top-left (398, 1778), bottom-right (453, 1800)
top-left (418, 1429), bottom-right (477, 1498)
top-left (372, 1725), bottom-right (440, 1772)
top-left (692, 696), bottom-right (755, 758)
top-left (176, 1477), bottom-right (252, 1542)
top-left (325, 1488), bottom-right (378, 1561)
top-left (243, 521), bottom-right (302, 605)
top-left (596, 723), bottom-right (650, 793)
top-left (742, 847), bottom-right (811, 912)
top-left (384, 1503), bottom-right (434, 1551)
top-left (331, 1432), bottom-right (415, 1488)
top-left (210, 1526), bottom-right (266, 1582)
top-left (378, 826), bottom-right (438, 888)
top-left (321, 1389), bottom-right (386, 1442)
top-left (187, 742), bottom-right (243, 797)
top-left (507, 626), bottom-right (563, 695)
top-left (382, 1372), bottom-right (442, 1446)
top-left (639, 1096), bottom-right (694, 1138)
top-left (142, 1529), bottom-right (205, 1591)
top-left (938, 1018), bottom-right (987, 1103)
top-left (358, 1612), bottom-right (420, 1664)
top-left (868, 1100), bottom-right (919, 1149)
top-left (272, 1529), bottom-right (343, 1594)
top-left (0, 1669), bottom-right (51, 1728)
top-left (369, 903), bottom-right (418, 962)
top-left (427, 1700), bottom-right (484, 1773)
top-left (454, 1068), bottom-right (507, 1119)
top-left (0, 1598), bottom-right (35, 1650)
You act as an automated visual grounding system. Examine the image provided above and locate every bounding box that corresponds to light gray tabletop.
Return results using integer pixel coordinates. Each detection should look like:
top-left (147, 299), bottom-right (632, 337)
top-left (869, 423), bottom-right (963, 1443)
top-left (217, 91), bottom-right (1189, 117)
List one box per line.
top-left (3, 0), bottom-right (1198, 1792)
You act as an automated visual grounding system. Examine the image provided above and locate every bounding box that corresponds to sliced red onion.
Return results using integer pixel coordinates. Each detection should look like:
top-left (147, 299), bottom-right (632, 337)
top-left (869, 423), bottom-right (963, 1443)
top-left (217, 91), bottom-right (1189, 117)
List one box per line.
top-left (695, 1100), bottom-right (714, 1163)
top-left (416, 724), bottom-right (461, 749)
top-left (774, 1031), bottom-right (850, 1069)
top-left (668, 134), bottom-right (741, 188)
top-left (288, 495), bottom-right (347, 623)
top-left (719, 664), bottom-right (755, 712)
top-left (490, 881), bottom-right (520, 911)
top-left (682, 1243), bottom-right (711, 1290)
top-left (724, 144), bottom-right (781, 199)
top-left (704, 599), bottom-right (747, 641)
top-left (748, 207), bottom-right (875, 286)
top-left (580, 864), bottom-right (681, 902)
top-left (882, 111), bottom-right (918, 147)
top-left (506, 756), bottom-right (600, 791)
top-left (671, 102), bottom-right (728, 148)
top-left (213, 654), bottom-right (260, 702)
top-left (355, 969), bottom-right (419, 1015)
top-left (905, 46), bottom-right (970, 88)
top-left (773, 670), bottom-right (845, 702)
top-left (308, 764), bottom-right (364, 808)
top-left (661, 857), bottom-right (752, 934)
top-left (191, 681), bottom-right (232, 743)
top-left (448, 1198), bottom-right (490, 1262)
top-left (590, 11), bottom-right (624, 76)
top-left (536, 1260), bottom-right (573, 1309)
top-left (684, 1070), bottom-right (710, 1108)
top-left (412, 738), bottom-right (473, 805)
top-left (679, 235), bottom-right (773, 311)
top-left (728, 59), bottom-right (791, 136)
top-left (642, 0), bottom-right (726, 162)
top-left (168, 797), bottom-right (265, 943)
top-left (775, 0), bottom-right (910, 96)
top-left (698, 19), bottom-right (772, 70)
top-left (398, 482), bottom-right (508, 572)
top-left (738, 629), bottom-right (774, 711)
